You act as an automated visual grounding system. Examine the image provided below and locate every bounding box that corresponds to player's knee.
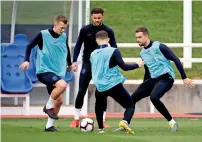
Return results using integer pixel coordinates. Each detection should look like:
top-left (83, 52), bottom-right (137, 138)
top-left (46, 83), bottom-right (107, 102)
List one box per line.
top-left (131, 96), bottom-right (138, 104)
top-left (56, 79), bottom-right (67, 91)
top-left (131, 98), bottom-right (137, 104)
top-left (150, 95), bottom-right (159, 102)
top-left (131, 104), bottom-right (135, 109)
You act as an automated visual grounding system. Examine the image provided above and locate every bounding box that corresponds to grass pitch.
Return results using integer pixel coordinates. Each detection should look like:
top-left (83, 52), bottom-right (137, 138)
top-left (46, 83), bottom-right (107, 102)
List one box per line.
top-left (1, 118), bottom-right (202, 142)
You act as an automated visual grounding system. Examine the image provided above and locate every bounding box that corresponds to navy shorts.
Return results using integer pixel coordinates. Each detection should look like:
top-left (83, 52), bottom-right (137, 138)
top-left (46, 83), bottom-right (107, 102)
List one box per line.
top-left (37, 72), bottom-right (62, 95)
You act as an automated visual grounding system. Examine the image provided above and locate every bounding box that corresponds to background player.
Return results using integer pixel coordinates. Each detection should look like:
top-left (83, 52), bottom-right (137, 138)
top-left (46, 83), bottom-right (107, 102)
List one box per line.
top-left (69, 8), bottom-right (117, 128)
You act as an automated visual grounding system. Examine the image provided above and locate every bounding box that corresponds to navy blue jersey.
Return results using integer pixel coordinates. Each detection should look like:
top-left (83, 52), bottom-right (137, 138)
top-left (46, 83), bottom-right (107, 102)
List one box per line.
top-left (73, 24), bottom-right (117, 63)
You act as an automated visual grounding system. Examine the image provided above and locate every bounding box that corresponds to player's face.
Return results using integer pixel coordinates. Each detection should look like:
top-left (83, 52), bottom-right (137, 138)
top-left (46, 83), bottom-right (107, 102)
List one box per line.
top-left (136, 32), bottom-right (148, 47)
top-left (91, 13), bottom-right (103, 26)
top-left (54, 21), bottom-right (68, 35)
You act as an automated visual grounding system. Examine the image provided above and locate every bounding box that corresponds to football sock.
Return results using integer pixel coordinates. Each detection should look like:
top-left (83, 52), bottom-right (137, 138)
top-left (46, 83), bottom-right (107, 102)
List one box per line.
top-left (46, 97), bottom-right (55, 109)
top-left (103, 111), bottom-right (106, 121)
top-left (169, 118), bottom-right (176, 125)
top-left (74, 108), bottom-right (81, 120)
top-left (46, 116), bottom-right (54, 129)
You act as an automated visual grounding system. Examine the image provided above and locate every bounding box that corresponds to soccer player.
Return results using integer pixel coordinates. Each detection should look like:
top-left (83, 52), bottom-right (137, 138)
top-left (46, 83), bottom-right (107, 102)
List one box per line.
top-left (90, 30), bottom-right (144, 134)
top-left (20, 15), bottom-right (74, 132)
top-left (116, 27), bottom-right (195, 132)
top-left (69, 8), bottom-right (117, 128)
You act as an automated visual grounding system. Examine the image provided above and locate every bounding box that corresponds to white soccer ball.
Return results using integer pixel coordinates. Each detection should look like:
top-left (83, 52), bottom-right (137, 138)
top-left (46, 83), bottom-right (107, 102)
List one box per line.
top-left (80, 118), bottom-right (94, 132)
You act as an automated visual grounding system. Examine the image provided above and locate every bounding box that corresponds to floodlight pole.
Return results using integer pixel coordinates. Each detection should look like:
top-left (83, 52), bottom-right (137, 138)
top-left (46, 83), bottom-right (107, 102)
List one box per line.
top-left (85, 0), bottom-right (90, 25)
top-left (10, 0), bottom-right (18, 43)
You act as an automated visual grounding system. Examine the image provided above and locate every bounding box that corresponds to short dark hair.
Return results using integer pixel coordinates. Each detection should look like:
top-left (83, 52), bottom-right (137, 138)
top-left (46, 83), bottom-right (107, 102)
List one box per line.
top-left (91, 8), bottom-right (104, 15)
top-left (54, 15), bottom-right (68, 24)
top-left (136, 27), bottom-right (149, 35)
top-left (96, 30), bottom-right (108, 39)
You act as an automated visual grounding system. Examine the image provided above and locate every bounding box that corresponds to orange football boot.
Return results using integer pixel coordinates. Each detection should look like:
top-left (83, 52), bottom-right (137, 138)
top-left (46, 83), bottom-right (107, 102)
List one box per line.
top-left (69, 120), bottom-right (80, 128)
top-left (103, 121), bottom-right (110, 128)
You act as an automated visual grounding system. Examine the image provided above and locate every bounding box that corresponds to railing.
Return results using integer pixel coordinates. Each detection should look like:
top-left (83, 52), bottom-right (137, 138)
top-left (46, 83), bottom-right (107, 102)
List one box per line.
top-left (116, 43), bottom-right (202, 66)
top-left (2, 42), bottom-right (202, 114)
top-left (70, 42), bottom-right (202, 65)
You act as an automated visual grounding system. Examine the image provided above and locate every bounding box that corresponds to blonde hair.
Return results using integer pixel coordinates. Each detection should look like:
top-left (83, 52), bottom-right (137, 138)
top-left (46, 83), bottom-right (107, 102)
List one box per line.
top-left (54, 15), bottom-right (68, 24)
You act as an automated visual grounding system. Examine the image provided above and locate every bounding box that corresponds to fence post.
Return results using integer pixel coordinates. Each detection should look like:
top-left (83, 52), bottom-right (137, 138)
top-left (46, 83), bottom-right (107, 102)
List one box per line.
top-left (183, 0), bottom-right (192, 68)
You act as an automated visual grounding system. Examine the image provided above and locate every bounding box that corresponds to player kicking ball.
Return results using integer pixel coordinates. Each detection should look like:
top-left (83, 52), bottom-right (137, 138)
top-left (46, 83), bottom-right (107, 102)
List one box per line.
top-left (90, 30), bottom-right (144, 134)
top-left (20, 15), bottom-right (75, 132)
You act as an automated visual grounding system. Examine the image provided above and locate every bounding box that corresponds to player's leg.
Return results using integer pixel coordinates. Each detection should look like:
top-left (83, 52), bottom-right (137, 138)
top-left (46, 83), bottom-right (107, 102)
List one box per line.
top-left (109, 83), bottom-right (135, 134)
top-left (37, 72), bottom-right (67, 120)
top-left (150, 77), bottom-right (178, 132)
top-left (113, 79), bottom-right (155, 132)
top-left (103, 99), bottom-right (109, 128)
top-left (37, 73), bottom-right (66, 132)
top-left (54, 94), bottom-right (63, 114)
top-left (70, 64), bottom-right (92, 128)
top-left (75, 64), bottom-right (92, 109)
top-left (45, 85), bottom-right (63, 132)
top-left (131, 78), bottom-right (155, 104)
top-left (44, 79), bottom-right (66, 120)
top-left (95, 89), bottom-right (107, 134)
top-left (44, 85), bottom-right (57, 132)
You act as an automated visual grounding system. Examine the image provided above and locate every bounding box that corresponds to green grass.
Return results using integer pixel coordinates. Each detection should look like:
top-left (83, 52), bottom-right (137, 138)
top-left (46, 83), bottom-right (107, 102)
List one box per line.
top-left (91, 1), bottom-right (202, 43)
top-left (1, 1), bottom-right (202, 78)
top-left (1, 118), bottom-right (202, 142)
top-left (2, 1), bottom-right (201, 42)
top-left (91, 1), bottom-right (202, 79)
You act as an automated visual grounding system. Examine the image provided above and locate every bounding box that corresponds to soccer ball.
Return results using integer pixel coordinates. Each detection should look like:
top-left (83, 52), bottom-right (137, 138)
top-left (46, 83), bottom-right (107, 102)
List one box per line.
top-left (80, 118), bottom-right (94, 132)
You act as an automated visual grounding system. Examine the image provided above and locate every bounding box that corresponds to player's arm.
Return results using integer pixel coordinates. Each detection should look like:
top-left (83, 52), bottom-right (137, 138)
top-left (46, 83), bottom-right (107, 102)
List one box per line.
top-left (24, 32), bottom-right (42, 62)
top-left (66, 40), bottom-right (72, 66)
top-left (140, 56), bottom-right (151, 81)
top-left (160, 44), bottom-right (195, 88)
top-left (108, 29), bottom-right (117, 48)
top-left (20, 32), bottom-right (42, 70)
top-left (66, 40), bottom-right (75, 72)
top-left (73, 27), bottom-right (85, 62)
top-left (159, 44), bottom-right (187, 79)
top-left (113, 49), bottom-right (143, 71)
top-left (143, 65), bottom-right (151, 81)
top-left (72, 28), bottom-right (85, 71)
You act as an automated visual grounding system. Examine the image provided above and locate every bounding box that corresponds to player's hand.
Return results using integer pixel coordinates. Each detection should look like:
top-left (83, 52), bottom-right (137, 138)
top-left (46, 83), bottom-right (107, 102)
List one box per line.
top-left (183, 78), bottom-right (195, 88)
top-left (136, 59), bottom-right (144, 68)
top-left (66, 66), bottom-right (72, 71)
top-left (71, 62), bottom-right (78, 72)
top-left (66, 65), bottom-right (77, 72)
top-left (19, 61), bottom-right (30, 70)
